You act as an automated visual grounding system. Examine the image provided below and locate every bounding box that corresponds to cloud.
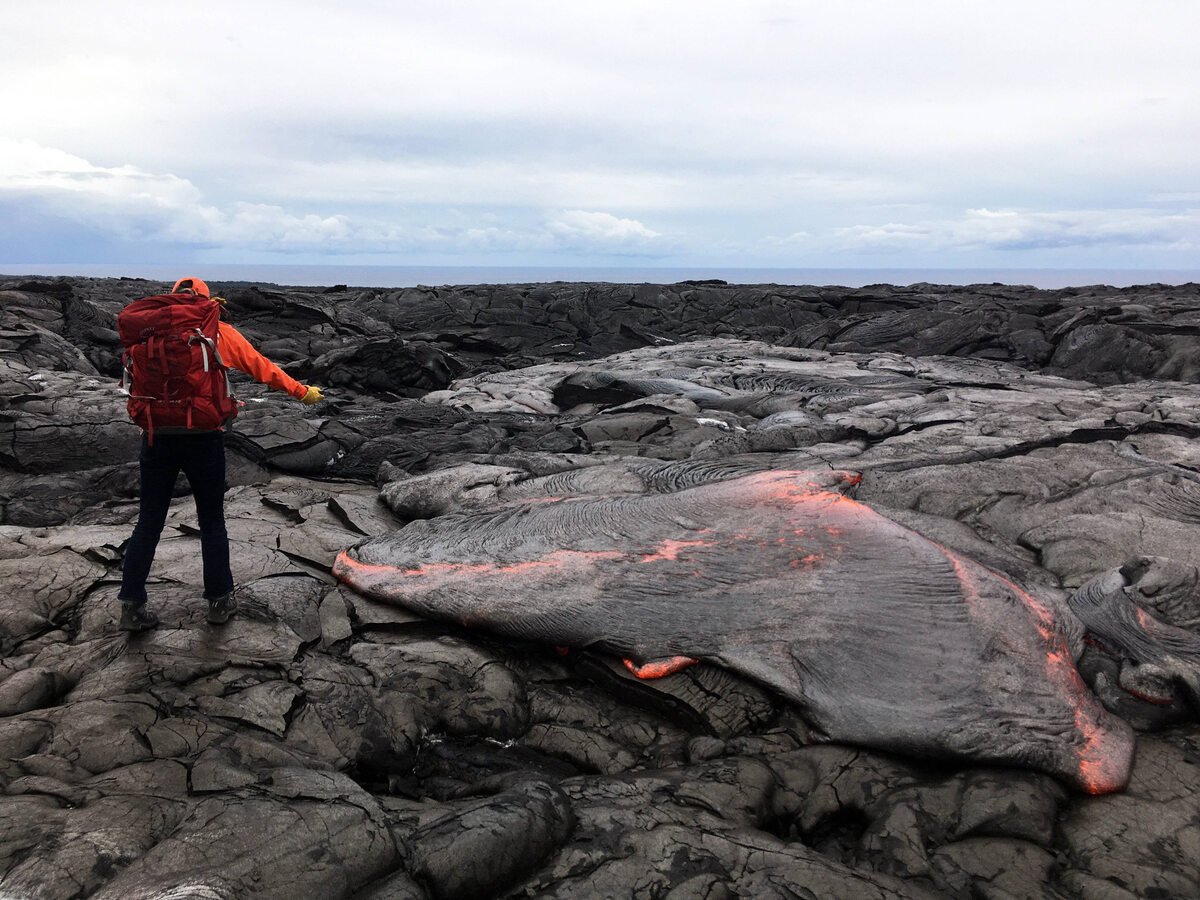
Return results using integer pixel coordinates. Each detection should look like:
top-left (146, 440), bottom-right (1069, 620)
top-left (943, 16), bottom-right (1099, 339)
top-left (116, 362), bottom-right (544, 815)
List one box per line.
top-left (822, 207), bottom-right (1200, 256)
top-left (831, 223), bottom-right (932, 250)
top-left (0, 138), bottom-right (201, 222)
top-left (764, 231), bottom-right (812, 247)
top-left (187, 203), bottom-right (353, 248)
top-left (547, 210), bottom-right (662, 254)
top-left (0, 139), bottom-right (668, 262)
top-left (0, 138), bottom-right (351, 250)
top-left (950, 208), bottom-right (1198, 252)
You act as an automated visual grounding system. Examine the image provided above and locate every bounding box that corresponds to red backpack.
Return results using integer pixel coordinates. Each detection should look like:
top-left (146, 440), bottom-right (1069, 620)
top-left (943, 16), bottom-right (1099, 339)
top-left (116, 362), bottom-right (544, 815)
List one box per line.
top-left (117, 293), bottom-right (238, 440)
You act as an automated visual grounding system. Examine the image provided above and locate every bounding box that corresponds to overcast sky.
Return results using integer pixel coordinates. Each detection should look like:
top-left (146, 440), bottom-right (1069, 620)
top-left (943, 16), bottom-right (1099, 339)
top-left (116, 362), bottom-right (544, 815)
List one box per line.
top-left (2, 0), bottom-right (1198, 269)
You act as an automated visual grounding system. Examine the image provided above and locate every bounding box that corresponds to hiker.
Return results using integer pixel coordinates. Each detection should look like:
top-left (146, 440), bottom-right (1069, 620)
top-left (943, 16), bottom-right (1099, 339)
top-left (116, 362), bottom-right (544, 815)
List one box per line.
top-left (116, 276), bottom-right (325, 632)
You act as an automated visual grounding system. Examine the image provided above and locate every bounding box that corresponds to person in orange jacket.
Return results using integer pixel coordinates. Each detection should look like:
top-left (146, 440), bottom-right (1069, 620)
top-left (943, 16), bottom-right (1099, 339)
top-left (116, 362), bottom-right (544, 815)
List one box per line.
top-left (118, 276), bottom-right (325, 632)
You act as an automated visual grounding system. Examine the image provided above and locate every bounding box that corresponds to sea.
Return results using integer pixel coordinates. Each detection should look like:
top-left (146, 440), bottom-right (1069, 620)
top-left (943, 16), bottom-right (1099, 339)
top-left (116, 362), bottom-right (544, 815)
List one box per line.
top-left (3, 264), bottom-right (1199, 291)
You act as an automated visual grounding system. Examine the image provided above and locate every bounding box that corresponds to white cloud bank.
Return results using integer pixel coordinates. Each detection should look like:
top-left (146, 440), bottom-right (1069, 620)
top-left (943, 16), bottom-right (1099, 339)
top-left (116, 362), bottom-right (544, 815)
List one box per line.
top-left (0, 139), bottom-right (350, 249)
top-left (0, 139), bottom-right (664, 259)
top-left (825, 208), bottom-right (1200, 257)
top-left (548, 211), bottom-right (662, 252)
top-left (6, 137), bottom-right (1198, 268)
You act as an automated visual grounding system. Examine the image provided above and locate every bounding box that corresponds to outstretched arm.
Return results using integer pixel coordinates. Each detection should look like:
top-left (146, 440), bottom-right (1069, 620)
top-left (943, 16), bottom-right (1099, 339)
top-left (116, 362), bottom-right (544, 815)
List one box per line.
top-left (218, 323), bottom-right (313, 400)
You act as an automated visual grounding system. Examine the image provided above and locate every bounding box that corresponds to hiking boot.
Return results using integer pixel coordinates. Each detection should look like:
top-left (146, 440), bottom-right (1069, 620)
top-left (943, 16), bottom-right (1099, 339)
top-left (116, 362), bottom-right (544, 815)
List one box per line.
top-left (206, 589), bottom-right (237, 625)
top-left (119, 602), bottom-right (159, 633)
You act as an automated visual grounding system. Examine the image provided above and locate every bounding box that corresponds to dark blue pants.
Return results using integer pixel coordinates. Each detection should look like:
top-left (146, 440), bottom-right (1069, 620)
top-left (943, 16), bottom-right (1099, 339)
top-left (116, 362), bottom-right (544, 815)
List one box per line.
top-left (119, 431), bottom-right (234, 605)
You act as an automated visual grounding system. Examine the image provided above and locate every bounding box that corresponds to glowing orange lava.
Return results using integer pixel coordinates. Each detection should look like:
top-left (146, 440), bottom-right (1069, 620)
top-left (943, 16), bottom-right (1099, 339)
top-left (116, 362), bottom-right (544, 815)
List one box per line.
top-left (639, 539), bottom-right (713, 563)
top-left (623, 656), bottom-right (699, 678)
top-left (789, 553), bottom-right (825, 570)
top-left (937, 545), bottom-right (1123, 793)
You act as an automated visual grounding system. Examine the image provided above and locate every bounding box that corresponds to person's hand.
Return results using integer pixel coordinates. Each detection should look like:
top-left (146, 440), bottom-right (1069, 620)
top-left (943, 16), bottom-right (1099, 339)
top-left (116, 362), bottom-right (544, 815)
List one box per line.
top-left (300, 385), bottom-right (325, 405)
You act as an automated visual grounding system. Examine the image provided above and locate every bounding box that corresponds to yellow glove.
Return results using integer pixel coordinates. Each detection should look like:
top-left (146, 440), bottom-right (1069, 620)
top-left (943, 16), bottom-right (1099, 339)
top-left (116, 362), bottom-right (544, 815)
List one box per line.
top-left (300, 385), bottom-right (325, 405)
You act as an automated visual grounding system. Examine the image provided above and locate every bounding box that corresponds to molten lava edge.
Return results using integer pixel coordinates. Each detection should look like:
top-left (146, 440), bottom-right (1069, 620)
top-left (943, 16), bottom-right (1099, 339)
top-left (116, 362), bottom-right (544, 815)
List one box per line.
top-left (333, 470), bottom-right (1135, 794)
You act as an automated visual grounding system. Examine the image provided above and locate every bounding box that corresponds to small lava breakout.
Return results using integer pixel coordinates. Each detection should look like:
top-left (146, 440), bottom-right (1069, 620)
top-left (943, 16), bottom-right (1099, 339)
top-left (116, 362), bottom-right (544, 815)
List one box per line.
top-left (336, 469), bottom-right (1135, 793)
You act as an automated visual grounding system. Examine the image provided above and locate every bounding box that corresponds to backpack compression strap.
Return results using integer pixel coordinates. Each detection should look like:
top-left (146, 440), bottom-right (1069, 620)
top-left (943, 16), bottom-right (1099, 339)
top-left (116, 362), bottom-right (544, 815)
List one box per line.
top-left (186, 328), bottom-right (235, 400)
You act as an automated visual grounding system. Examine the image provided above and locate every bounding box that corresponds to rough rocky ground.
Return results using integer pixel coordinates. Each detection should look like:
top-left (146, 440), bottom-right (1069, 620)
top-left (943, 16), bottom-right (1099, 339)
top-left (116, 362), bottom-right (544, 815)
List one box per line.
top-left (1, 274), bottom-right (1199, 899)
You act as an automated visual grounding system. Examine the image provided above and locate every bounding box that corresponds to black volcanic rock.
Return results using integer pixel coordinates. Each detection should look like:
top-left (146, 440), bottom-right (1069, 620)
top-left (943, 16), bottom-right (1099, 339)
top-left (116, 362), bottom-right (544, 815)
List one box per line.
top-left (1, 273), bottom-right (1199, 899)
top-left (298, 337), bottom-right (468, 397)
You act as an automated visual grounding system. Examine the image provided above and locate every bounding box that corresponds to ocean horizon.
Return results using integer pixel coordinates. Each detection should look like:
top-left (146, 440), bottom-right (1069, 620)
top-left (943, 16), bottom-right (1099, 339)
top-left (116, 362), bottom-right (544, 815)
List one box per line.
top-left (3, 263), bottom-right (1199, 291)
